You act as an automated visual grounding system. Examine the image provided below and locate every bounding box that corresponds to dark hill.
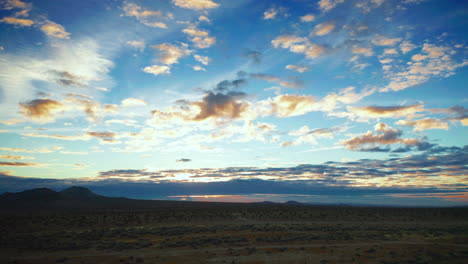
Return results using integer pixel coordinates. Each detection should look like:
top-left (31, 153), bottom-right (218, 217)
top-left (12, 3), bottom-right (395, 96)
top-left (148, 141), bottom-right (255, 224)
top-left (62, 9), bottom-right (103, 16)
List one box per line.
top-left (284, 200), bottom-right (303, 205)
top-left (0, 188), bottom-right (60, 201)
top-left (59, 186), bottom-right (101, 199)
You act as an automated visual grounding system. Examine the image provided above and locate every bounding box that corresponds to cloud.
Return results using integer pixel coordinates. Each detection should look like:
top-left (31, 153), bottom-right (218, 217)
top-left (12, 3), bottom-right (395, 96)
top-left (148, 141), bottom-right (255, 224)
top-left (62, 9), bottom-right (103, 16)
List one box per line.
top-left (347, 104), bottom-right (425, 119)
top-left (105, 119), bottom-right (140, 128)
top-left (172, 0), bottom-right (219, 10)
top-left (0, 161), bottom-right (39, 167)
top-left (183, 26), bottom-right (216, 49)
top-left (371, 36), bottom-right (402, 46)
top-left (285, 65), bottom-right (309, 73)
top-left (318, 0), bottom-right (344, 12)
top-left (177, 158), bottom-right (192, 162)
top-left (198, 15), bottom-right (210, 22)
top-left (266, 94), bottom-right (315, 117)
top-left (263, 6), bottom-right (288, 20)
top-left (122, 2), bottom-right (168, 29)
top-left (352, 46), bottom-right (374, 56)
top-left (0, 147), bottom-right (62, 153)
top-left (272, 35), bottom-right (326, 59)
top-left (431, 105), bottom-right (468, 125)
top-left (3, 145), bottom-right (466, 203)
top-left (21, 132), bottom-right (89, 141)
top-left (250, 73), bottom-right (303, 89)
top-left (283, 126), bottom-right (341, 146)
top-left (300, 14), bottom-right (315, 22)
top-left (263, 7), bottom-right (278, 20)
top-left (382, 43), bottom-right (468, 92)
top-left (40, 21), bottom-right (70, 39)
top-left (243, 50), bottom-right (262, 64)
top-left (356, 0), bottom-right (386, 13)
top-left (213, 73), bottom-right (247, 92)
top-left (19, 99), bottom-right (64, 123)
top-left (313, 22), bottom-right (336, 36)
top-left (153, 43), bottom-right (191, 65)
top-left (62, 97), bottom-right (118, 122)
top-left (127, 40), bottom-right (145, 51)
top-left (192, 65), bottom-right (206, 71)
top-left (48, 70), bottom-right (87, 88)
top-left (86, 131), bottom-right (117, 139)
top-left (0, 0), bottom-right (33, 25)
top-left (21, 130), bottom-right (123, 144)
top-left (1, 0), bottom-right (30, 11)
top-left (121, 98), bottom-right (147, 107)
top-left (1, 145), bottom-right (466, 206)
top-left (194, 54), bottom-right (211, 65)
top-left (0, 39), bottom-right (113, 114)
top-left (191, 92), bottom-right (250, 121)
top-left (99, 169), bottom-right (163, 179)
top-left (400, 41), bottom-right (416, 54)
top-left (0, 155), bottom-right (30, 160)
top-left (144, 65), bottom-right (171, 76)
top-left (0, 17), bottom-right (33, 26)
top-left (397, 118), bottom-right (449, 131)
top-left (342, 122), bottom-right (430, 152)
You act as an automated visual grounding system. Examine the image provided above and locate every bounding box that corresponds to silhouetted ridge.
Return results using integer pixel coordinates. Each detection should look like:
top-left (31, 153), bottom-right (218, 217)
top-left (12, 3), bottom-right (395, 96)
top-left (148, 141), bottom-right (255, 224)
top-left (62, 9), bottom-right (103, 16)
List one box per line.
top-left (284, 200), bottom-right (302, 205)
top-left (59, 186), bottom-right (99, 199)
top-left (0, 188), bottom-right (60, 201)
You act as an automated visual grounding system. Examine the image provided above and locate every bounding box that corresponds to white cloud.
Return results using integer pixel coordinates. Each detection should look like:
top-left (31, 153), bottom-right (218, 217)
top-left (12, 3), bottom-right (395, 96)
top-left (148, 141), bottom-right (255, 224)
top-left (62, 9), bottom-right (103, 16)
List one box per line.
top-left (318, 0), bottom-right (344, 12)
top-left (300, 14), bottom-right (315, 22)
top-left (352, 46), bottom-right (373, 56)
top-left (183, 26), bottom-right (216, 49)
top-left (371, 36), bottom-right (401, 46)
top-left (194, 54), bottom-right (211, 65)
top-left (382, 43), bottom-right (468, 92)
top-left (272, 35), bottom-right (326, 59)
top-left (263, 7), bottom-right (278, 20)
top-left (285, 65), bottom-right (309, 73)
top-left (0, 39), bottom-right (113, 116)
top-left (313, 22), bottom-right (336, 36)
top-left (198, 15), bottom-right (210, 22)
top-left (143, 65), bottom-right (171, 76)
top-left (172, 0), bottom-right (219, 10)
top-left (122, 2), bottom-right (168, 29)
top-left (121, 98), bottom-right (147, 107)
top-left (193, 65), bottom-right (206, 71)
top-left (400, 41), bottom-right (417, 54)
top-left (152, 43), bottom-right (191, 65)
top-left (127, 40), bottom-right (145, 51)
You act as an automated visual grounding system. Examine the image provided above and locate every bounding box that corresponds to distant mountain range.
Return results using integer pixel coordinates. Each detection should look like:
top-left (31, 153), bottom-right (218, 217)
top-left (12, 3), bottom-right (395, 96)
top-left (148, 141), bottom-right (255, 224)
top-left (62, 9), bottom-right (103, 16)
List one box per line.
top-left (0, 186), bottom-right (100, 201)
top-left (0, 186), bottom-right (150, 210)
top-left (1, 187), bottom-right (456, 209)
top-left (0, 187), bottom-right (295, 211)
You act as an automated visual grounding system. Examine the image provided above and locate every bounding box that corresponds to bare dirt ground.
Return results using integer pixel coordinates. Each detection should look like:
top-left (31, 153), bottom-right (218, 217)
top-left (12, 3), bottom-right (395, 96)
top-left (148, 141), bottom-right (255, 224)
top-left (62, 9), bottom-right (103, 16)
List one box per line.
top-left (1, 203), bottom-right (467, 263)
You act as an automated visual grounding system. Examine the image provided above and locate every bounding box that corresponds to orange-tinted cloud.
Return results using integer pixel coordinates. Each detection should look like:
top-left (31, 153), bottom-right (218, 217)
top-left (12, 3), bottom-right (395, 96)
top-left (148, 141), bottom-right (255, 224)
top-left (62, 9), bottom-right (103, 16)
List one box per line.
top-left (19, 99), bottom-right (64, 123)
top-left (342, 122), bottom-right (428, 151)
top-left (348, 104), bottom-right (424, 119)
top-left (0, 161), bottom-right (39, 167)
top-left (267, 94), bottom-right (315, 117)
top-left (40, 21), bottom-right (70, 39)
top-left (0, 17), bottom-right (33, 26)
top-left (397, 118), bottom-right (449, 131)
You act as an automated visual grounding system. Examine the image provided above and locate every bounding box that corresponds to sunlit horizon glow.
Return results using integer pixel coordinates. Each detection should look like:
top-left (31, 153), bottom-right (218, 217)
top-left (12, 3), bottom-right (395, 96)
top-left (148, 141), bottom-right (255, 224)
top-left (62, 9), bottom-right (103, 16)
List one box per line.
top-left (0, 0), bottom-right (467, 206)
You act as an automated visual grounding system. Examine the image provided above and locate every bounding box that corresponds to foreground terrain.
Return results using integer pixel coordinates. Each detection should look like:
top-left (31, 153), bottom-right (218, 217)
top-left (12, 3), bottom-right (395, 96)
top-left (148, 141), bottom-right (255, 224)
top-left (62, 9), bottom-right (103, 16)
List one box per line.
top-left (1, 187), bottom-right (467, 263)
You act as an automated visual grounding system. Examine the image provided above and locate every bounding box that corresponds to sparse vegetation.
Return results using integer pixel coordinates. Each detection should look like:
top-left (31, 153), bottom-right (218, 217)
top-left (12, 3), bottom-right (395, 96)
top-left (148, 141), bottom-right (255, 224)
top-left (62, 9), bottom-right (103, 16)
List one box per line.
top-left (0, 190), bottom-right (467, 263)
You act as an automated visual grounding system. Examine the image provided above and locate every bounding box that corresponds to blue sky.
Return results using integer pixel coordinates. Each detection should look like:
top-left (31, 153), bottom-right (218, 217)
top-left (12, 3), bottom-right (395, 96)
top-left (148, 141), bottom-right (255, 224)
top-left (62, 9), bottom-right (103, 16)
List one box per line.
top-left (0, 0), bottom-right (467, 206)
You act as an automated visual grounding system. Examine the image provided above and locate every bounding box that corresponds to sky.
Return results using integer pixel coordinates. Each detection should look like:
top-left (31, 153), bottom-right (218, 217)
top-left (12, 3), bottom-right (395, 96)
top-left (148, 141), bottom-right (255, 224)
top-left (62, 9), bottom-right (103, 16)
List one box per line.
top-left (0, 0), bottom-right (467, 206)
